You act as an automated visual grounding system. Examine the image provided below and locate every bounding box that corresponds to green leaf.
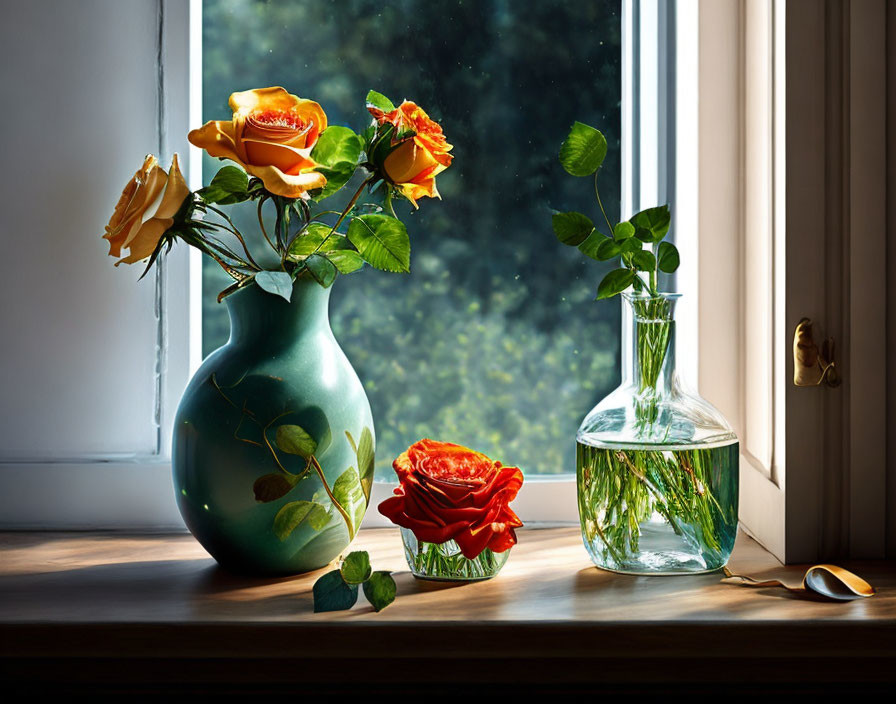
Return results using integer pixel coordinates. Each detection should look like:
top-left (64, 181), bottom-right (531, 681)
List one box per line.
top-left (552, 211), bottom-right (594, 246)
top-left (630, 205), bottom-right (671, 243)
top-left (577, 230), bottom-right (607, 260)
top-left (363, 571), bottom-right (397, 612)
top-left (613, 221), bottom-right (635, 242)
top-left (597, 268), bottom-right (636, 299)
top-left (326, 249), bottom-right (365, 274)
top-left (312, 229), bottom-right (364, 273)
top-left (253, 472), bottom-right (299, 503)
top-left (288, 223), bottom-right (329, 260)
top-left (559, 122), bottom-right (607, 177)
top-left (310, 126), bottom-right (363, 200)
top-left (319, 232), bottom-right (353, 251)
top-left (595, 238), bottom-right (622, 261)
top-left (347, 214), bottom-right (410, 273)
top-left (340, 551), bottom-right (372, 585)
top-left (333, 466), bottom-right (366, 535)
top-left (619, 237), bottom-right (642, 255)
top-left (311, 126), bottom-right (363, 167)
top-left (197, 165), bottom-right (249, 205)
top-left (275, 424), bottom-right (317, 458)
top-left (273, 500), bottom-right (329, 541)
top-left (314, 163), bottom-right (357, 201)
top-left (313, 570), bottom-right (359, 613)
top-left (305, 253), bottom-right (338, 288)
top-left (255, 271), bottom-right (293, 301)
top-left (356, 427), bottom-right (375, 502)
top-left (632, 250), bottom-right (657, 271)
top-left (657, 241), bottom-right (680, 273)
top-left (365, 90), bottom-right (396, 112)
top-left (311, 125), bottom-right (364, 201)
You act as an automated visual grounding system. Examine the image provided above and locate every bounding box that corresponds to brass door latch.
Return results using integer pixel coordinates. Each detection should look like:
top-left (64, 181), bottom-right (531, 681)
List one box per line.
top-left (793, 318), bottom-right (840, 387)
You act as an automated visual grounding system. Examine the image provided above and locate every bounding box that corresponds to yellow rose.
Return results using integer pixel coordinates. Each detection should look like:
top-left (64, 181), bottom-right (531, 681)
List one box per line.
top-left (368, 100), bottom-right (453, 207)
top-left (188, 87), bottom-right (328, 198)
top-left (103, 154), bottom-right (189, 266)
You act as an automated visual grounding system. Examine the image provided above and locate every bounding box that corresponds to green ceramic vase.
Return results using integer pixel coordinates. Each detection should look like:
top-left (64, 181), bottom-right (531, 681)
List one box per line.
top-left (173, 276), bottom-right (375, 575)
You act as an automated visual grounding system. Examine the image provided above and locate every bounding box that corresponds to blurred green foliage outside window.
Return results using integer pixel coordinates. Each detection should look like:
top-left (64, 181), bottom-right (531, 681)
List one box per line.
top-left (202, 0), bottom-right (622, 478)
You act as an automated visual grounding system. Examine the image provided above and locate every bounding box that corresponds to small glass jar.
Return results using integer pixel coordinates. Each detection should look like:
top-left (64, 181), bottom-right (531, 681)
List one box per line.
top-left (400, 527), bottom-right (510, 581)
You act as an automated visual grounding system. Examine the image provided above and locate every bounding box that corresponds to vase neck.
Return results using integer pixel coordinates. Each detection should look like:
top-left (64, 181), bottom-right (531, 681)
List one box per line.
top-left (225, 276), bottom-right (331, 348)
top-left (622, 293), bottom-right (679, 396)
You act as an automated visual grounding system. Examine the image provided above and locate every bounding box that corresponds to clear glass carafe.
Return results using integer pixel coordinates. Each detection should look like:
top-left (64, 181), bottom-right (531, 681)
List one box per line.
top-left (576, 293), bottom-right (738, 574)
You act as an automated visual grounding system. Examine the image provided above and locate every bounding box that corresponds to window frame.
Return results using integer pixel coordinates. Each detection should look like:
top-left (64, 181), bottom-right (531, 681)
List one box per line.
top-left (6, 0), bottom-right (830, 545)
top-left (680, 0), bottom-right (892, 563)
top-left (0, 0), bottom-right (196, 530)
top-left (675, 0), bottom-right (791, 560)
top-left (0, 0), bottom-right (667, 529)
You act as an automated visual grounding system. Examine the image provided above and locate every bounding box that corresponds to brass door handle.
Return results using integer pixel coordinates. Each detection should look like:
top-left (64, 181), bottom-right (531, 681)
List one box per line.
top-left (793, 318), bottom-right (840, 387)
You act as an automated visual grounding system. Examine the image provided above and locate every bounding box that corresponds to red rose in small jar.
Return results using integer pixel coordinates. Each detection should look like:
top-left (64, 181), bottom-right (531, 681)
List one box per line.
top-left (378, 439), bottom-right (524, 560)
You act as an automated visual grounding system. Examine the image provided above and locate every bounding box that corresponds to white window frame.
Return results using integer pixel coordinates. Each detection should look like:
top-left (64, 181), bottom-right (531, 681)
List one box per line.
top-left (0, 0), bottom-right (677, 530)
top-left (10, 1), bottom-right (881, 563)
top-left (678, 0), bottom-right (890, 563)
top-left (0, 0), bottom-right (196, 530)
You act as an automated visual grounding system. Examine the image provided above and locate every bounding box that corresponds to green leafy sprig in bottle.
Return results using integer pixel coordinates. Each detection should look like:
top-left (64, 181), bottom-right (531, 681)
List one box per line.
top-left (552, 121), bottom-right (680, 427)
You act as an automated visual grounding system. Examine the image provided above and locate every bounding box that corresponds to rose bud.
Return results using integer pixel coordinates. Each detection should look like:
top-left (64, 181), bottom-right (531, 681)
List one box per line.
top-left (103, 154), bottom-right (189, 265)
top-left (368, 101), bottom-right (453, 207)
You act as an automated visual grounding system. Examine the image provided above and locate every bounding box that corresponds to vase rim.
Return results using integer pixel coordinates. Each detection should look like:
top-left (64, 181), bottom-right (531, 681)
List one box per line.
top-left (622, 291), bottom-right (681, 301)
top-left (224, 272), bottom-right (330, 306)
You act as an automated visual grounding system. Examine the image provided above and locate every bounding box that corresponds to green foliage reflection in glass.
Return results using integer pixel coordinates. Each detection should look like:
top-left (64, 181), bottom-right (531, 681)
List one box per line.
top-left (202, 0), bottom-right (623, 477)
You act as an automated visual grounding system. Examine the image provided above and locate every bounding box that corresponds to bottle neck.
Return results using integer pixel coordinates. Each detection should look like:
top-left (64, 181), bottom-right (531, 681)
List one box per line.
top-left (225, 275), bottom-right (332, 348)
top-left (622, 294), bottom-right (679, 397)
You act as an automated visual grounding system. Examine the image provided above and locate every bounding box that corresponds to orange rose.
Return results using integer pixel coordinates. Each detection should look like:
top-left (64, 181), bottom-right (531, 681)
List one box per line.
top-left (103, 154), bottom-right (189, 266)
top-left (378, 439), bottom-right (523, 558)
top-left (368, 101), bottom-right (453, 207)
top-left (188, 87), bottom-right (328, 198)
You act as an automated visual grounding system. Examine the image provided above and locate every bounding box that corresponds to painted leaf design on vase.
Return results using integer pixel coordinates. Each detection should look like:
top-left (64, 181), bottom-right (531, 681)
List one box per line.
top-left (273, 500), bottom-right (330, 541)
top-left (333, 466), bottom-right (366, 537)
top-left (346, 427), bottom-right (375, 502)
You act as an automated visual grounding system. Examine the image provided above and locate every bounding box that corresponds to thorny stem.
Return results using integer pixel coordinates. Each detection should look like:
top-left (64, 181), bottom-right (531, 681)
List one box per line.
top-left (204, 205), bottom-right (262, 270)
top-left (383, 188), bottom-right (397, 218)
top-left (257, 198), bottom-right (278, 253)
top-left (283, 200), bottom-right (314, 264)
top-left (199, 231), bottom-right (251, 268)
top-left (207, 249), bottom-right (249, 282)
top-left (180, 230), bottom-right (248, 279)
top-left (312, 176), bottom-right (375, 256)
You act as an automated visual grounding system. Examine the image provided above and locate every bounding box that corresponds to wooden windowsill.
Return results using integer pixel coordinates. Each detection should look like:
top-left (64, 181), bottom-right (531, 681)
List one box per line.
top-left (1, 528), bottom-right (894, 691)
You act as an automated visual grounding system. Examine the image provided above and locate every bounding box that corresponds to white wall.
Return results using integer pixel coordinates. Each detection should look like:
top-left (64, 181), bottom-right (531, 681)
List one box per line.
top-left (0, 0), bottom-right (163, 459)
top-left (0, 0), bottom-right (193, 529)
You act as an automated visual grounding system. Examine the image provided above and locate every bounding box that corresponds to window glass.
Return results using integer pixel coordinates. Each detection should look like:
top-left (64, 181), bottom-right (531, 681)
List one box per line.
top-left (202, 0), bottom-right (622, 478)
